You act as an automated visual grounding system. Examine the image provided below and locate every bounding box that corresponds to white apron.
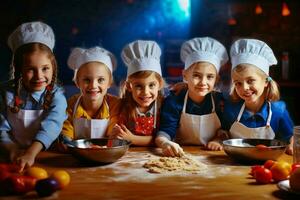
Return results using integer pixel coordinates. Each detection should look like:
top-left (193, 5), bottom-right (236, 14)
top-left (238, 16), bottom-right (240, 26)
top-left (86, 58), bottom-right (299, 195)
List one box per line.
top-left (72, 96), bottom-right (109, 139)
top-left (175, 92), bottom-right (221, 145)
top-left (229, 102), bottom-right (275, 139)
top-left (7, 108), bottom-right (43, 147)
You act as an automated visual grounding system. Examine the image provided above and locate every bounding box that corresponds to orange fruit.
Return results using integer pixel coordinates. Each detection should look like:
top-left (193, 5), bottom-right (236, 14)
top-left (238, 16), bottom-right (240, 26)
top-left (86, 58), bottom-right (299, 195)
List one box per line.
top-left (50, 170), bottom-right (70, 189)
top-left (290, 168), bottom-right (300, 191)
top-left (24, 167), bottom-right (48, 180)
top-left (270, 161), bottom-right (291, 182)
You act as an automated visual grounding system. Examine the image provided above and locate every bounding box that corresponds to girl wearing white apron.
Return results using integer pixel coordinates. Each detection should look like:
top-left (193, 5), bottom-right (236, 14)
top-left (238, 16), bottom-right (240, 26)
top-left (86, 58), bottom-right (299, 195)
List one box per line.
top-left (72, 95), bottom-right (109, 139)
top-left (229, 102), bottom-right (275, 139)
top-left (176, 92), bottom-right (221, 145)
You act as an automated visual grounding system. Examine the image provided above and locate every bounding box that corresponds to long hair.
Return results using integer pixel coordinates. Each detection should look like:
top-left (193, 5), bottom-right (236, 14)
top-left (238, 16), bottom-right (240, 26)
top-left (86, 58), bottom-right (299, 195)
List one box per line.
top-left (10, 43), bottom-right (58, 112)
top-left (230, 64), bottom-right (280, 102)
top-left (117, 71), bottom-right (165, 126)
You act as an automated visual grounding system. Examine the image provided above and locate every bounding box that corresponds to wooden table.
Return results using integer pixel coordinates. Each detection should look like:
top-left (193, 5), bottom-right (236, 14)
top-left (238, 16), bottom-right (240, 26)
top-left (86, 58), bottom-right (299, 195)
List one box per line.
top-left (2, 147), bottom-right (298, 200)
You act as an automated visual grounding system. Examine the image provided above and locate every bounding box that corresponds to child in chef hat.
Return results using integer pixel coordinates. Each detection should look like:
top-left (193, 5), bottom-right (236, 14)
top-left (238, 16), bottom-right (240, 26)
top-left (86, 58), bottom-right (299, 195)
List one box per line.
top-left (0, 21), bottom-right (67, 171)
top-left (223, 38), bottom-right (294, 154)
top-left (61, 46), bottom-right (119, 142)
top-left (155, 37), bottom-right (228, 157)
top-left (107, 40), bottom-right (165, 146)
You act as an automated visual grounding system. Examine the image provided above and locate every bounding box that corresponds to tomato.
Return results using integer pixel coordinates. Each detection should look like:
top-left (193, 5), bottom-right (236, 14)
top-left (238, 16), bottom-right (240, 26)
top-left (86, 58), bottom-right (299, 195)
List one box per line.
top-left (256, 144), bottom-right (270, 150)
top-left (291, 163), bottom-right (300, 174)
top-left (270, 161), bottom-right (292, 182)
top-left (25, 167), bottom-right (48, 180)
top-left (250, 165), bottom-right (264, 177)
top-left (22, 176), bottom-right (37, 191)
top-left (0, 163), bottom-right (20, 172)
top-left (264, 160), bottom-right (276, 169)
top-left (0, 170), bottom-right (11, 182)
top-left (3, 175), bottom-right (27, 194)
top-left (50, 170), bottom-right (71, 189)
top-left (35, 178), bottom-right (59, 197)
top-left (254, 167), bottom-right (273, 184)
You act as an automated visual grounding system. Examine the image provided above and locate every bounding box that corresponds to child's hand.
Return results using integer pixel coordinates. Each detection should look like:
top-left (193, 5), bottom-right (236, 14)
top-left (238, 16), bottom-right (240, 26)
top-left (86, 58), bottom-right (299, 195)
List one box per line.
top-left (285, 143), bottom-right (293, 155)
top-left (15, 152), bottom-right (35, 172)
top-left (206, 141), bottom-right (223, 151)
top-left (156, 136), bottom-right (184, 157)
top-left (113, 124), bottom-right (134, 142)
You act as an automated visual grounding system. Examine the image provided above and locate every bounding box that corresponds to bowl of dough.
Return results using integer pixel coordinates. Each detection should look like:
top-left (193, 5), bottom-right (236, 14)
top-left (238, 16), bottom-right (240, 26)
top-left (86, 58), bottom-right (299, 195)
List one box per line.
top-left (222, 138), bottom-right (288, 163)
top-left (66, 138), bottom-right (131, 163)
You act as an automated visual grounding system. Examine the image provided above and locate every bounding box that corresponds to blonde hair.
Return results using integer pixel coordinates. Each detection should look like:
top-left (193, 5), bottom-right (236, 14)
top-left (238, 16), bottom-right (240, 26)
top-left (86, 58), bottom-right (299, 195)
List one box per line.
top-left (117, 71), bottom-right (165, 126)
top-left (230, 64), bottom-right (280, 102)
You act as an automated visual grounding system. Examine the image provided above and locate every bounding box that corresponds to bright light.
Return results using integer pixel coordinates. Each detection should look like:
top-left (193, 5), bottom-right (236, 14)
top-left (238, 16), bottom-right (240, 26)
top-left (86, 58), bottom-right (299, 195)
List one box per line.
top-left (178, 0), bottom-right (190, 17)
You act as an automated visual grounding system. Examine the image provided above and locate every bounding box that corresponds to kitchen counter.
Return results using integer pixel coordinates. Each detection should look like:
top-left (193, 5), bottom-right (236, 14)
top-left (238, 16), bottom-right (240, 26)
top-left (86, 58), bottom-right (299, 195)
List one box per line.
top-left (2, 147), bottom-right (297, 200)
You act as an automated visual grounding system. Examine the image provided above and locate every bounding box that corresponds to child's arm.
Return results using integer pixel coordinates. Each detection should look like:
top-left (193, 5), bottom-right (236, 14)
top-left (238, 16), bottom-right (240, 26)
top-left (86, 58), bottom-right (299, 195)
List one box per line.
top-left (35, 88), bottom-right (67, 149)
top-left (15, 141), bottom-right (43, 172)
top-left (112, 124), bottom-right (153, 146)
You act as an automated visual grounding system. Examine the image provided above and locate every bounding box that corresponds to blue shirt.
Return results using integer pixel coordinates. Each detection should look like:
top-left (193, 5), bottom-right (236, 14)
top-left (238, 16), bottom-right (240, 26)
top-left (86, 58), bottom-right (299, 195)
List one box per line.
top-left (157, 89), bottom-right (224, 140)
top-left (0, 81), bottom-right (67, 149)
top-left (223, 100), bottom-right (294, 141)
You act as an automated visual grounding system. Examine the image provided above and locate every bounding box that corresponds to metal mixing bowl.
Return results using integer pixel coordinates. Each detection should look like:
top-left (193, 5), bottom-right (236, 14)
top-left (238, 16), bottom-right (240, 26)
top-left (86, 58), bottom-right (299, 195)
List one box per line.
top-left (222, 138), bottom-right (288, 163)
top-left (67, 138), bottom-right (131, 163)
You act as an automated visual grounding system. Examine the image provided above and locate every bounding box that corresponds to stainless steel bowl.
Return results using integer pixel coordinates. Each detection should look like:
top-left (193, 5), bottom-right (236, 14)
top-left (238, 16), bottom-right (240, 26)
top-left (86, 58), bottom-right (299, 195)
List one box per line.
top-left (67, 138), bottom-right (131, 163)
top-left (223, 139), bottom-right (288, 163)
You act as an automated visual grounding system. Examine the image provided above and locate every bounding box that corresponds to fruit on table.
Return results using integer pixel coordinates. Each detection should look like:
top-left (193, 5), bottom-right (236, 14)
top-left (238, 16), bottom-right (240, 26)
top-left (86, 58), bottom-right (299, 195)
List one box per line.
top-left (264, 160), bottom-right (276, 169)
top-left (254, 167), bottom-right (272, 184)
top-left (0, 170), bottom-right (11, 182)
top-left (25, 167), bottom-right (48, 180)
top-left (50, 170), bottom-right (71, 189)
top-left (290, 168), bottom-right (300, 191)
top-left (2, 175), bottom-right (37, 194)
top-left (291, 162), bottom-right (300, 173)
top-left (270, 161), bottom-right (291, 182)
top-left (0, 163), bottom-right (20, 172)
top-left (35, 178), bottom-right (59, 197)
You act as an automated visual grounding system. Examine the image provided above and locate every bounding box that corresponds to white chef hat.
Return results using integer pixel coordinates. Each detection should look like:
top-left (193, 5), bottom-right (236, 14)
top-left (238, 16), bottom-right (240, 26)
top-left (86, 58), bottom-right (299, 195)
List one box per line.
top-left (230, 39), bottom-right (277, 75)
top-left (8, 21), bottom-right (55, 52)
top-left (180, 37), bottom-right (228, 72)
top-left (68, 47), bottom-right (116, 82)
top-left (121, 40), bottom-right (162, 77)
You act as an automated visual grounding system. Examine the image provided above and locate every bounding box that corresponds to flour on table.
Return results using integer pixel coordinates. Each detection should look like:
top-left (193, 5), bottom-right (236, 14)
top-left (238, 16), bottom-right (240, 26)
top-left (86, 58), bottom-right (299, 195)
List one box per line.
top-left (143, 154), bottom-right (208, 174)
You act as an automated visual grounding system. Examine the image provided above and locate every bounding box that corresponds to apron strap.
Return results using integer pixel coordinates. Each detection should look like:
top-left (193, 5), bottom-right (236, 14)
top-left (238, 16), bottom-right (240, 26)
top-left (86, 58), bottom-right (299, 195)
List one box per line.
top-left (210, 93), bottom-right (216, 113)
top-left (182, 91), bottom-right (189, 114)
top-left (266, 101), bottom-right (272, 127)
top-left (236, 103), bottom-right (245, 122)
top-left (72, 95), bottom-right (82, 119)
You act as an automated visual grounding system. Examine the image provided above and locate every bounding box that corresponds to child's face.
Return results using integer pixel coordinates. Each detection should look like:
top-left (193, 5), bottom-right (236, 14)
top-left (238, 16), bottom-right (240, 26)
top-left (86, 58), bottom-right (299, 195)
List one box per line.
top-left (127, 73), bottom-right (162, 111)
top-left (22, 51), bottom-right (53, 92)
top-left (232, 65), bottom-right (268, 104)
top-left (183, 62), bottom-right (217, 99)
top-left (76, 62), bottom-right (111, 102)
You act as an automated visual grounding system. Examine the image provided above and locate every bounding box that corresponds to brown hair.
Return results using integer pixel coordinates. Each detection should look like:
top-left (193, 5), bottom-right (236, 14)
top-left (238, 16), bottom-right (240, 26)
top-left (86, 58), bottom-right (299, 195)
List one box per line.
top-left (117, 71), bottom-right (165, 126)
top-left (10, 43), bottom-right (58, 112)
top-left (230, 64), bottom-right (280, 102)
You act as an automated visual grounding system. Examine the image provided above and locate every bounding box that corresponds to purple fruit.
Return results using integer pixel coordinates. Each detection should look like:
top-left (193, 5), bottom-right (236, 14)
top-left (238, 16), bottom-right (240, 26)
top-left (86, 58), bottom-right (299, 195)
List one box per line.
top-left (35, 178), bottom-right (59, 197)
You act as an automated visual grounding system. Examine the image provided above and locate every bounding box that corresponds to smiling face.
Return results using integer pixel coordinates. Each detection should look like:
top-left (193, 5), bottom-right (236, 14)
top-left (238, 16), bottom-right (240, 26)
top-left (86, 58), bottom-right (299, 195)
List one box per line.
top-left (232, 64), bottom-right (268, 105)
top-left (127, 72), bottom-right (162, 112)
top-left (22, 51), bottom-right (54, 92)
top-left (183, 62), bottom-right (217, 103)
top-left (76, 62), bottom-right (112, 103)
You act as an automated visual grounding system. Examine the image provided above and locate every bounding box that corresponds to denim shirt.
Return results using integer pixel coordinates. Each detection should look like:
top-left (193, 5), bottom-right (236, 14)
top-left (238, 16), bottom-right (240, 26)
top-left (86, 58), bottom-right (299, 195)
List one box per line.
top-left (223, 100), bottom-right (294, 141)
top-left (0, 81), bottom-right (67, 149)
top-left (157, 89), bottom-right (224, 140)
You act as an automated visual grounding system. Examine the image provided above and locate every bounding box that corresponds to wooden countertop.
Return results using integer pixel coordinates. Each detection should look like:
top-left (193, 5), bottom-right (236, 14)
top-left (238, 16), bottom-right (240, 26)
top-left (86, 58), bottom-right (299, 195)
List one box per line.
top-left (3, 147), bottom-right (298, 200)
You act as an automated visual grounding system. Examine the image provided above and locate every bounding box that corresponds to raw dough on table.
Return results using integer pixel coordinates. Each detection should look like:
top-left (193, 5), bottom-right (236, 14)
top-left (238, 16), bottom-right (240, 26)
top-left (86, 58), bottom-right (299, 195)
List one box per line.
top-left (143, 154), bottom-right (207, 173)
